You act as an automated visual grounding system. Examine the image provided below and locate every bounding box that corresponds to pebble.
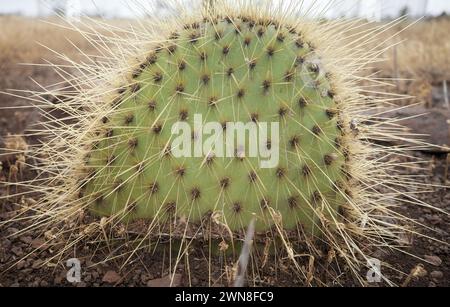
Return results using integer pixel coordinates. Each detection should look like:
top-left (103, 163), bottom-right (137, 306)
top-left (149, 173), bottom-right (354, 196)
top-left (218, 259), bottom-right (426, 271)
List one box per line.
top-left (20, 236), bottom-right (33, 244)
top-left (16, 260), bottom-right (26, 270)
top-left (424, 255), bottom-right (442, 266)
top-left (54, 275), bottom-right (63, 285)
top-left (11, 246), bottom-right (23, 257)
top-left (7, 227), bottom-right (19, 235)
top-left (102, 270), bottom-right (121, 284)
top-left (31, 238), bottom-right (47, 250)
top-left (31, 259), bottom-right (43, 269)
top-left (1, 239), bottom-right (11, 248)
top-left (192, 277), bottom-right (199, 286)
top-left (84, 274), bottom-right (92, 282)
top-left (426, 214), bottom-right (442, 225)
top-left (372, 248), bottom-right (390, 259)
top-left (430, 271), bottom-right (443, 279)
top-left (422, 208), bottom-right (432, 214)
top-left (147, 274), bottom-right (182, 287)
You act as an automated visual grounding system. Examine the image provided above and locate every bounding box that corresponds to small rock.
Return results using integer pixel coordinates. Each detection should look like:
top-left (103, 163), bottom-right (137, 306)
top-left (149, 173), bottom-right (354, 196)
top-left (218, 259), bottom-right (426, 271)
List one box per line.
top-left (147, 274), bottom-right (182, 287)
top-left (426, 214), bottom-right (442, 225)
top-left (0, 212), bottom-right (11, 219)
top-left (102, 270), bottom-right (121, 284)
top-left (372, 248), bottom-right (390, 259)
top-left (435, 228), bottom-right (448, 236)
top-left (11, 246), bottom-right (23, 257)
top-left (191, 277), bottom-right (199, 286)
top-left (31, 260), bottom-right (43, 269)
top-left (16, 260), bottom-right (26, 270)
top-left (7, 227), bottom-right (19, 235)
top-left (20, 236), bottom-right (33, 244)
top-left (54, 275), bottom-right (63, 285)
top-left (84, 274), bottom-right (92, 282)
top-left (1, 239), bottom-right (11, 248)
top-left (31, 238), bottom-right (48, 250)
top-left (430, 271), bottom-right (443, 280)
top-left (424, 255), bottom-right (442, 266)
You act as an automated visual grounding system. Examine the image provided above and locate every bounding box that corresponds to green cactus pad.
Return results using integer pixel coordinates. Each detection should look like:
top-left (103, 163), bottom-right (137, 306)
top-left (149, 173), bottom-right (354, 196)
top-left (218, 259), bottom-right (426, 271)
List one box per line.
top-left (82, 16), bottom-right (352, 232)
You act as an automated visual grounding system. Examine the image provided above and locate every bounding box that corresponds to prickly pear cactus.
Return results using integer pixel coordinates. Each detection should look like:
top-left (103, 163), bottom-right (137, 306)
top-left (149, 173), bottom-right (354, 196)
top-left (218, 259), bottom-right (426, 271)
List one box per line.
top-left (2, 0), bottom-right (432, 286)
top-left (83, 16), bottom-right (350, 232)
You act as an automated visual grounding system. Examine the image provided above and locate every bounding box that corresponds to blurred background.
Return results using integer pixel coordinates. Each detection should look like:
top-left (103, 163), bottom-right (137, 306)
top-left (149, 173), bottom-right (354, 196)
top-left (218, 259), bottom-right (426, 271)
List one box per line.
top-left (0, 0), bottom-right (449, 19)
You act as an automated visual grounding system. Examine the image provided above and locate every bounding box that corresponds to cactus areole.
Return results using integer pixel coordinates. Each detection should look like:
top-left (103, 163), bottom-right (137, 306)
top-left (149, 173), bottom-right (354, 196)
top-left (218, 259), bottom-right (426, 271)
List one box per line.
top-left (82, 15), bottom-right (353, 233)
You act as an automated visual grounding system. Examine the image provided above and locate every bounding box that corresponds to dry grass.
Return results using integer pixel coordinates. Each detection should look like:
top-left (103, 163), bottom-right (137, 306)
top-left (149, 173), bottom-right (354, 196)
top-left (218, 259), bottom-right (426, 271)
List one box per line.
top-left (0, 16), bottom-right (138, 98)
top-left (379, 16), bottom-right (450, 84)
top-left (373, 17), bottom-right (450, 106)
top-left (0, 16), bottom-right (97, 92)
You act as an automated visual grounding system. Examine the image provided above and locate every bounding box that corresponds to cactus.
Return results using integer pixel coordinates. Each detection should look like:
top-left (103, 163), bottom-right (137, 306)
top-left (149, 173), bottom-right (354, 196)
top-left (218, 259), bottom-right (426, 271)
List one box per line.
top-left (1, 0), bottom-right (436, 285)
top-left (84, 14), bottom-right (349, 232)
